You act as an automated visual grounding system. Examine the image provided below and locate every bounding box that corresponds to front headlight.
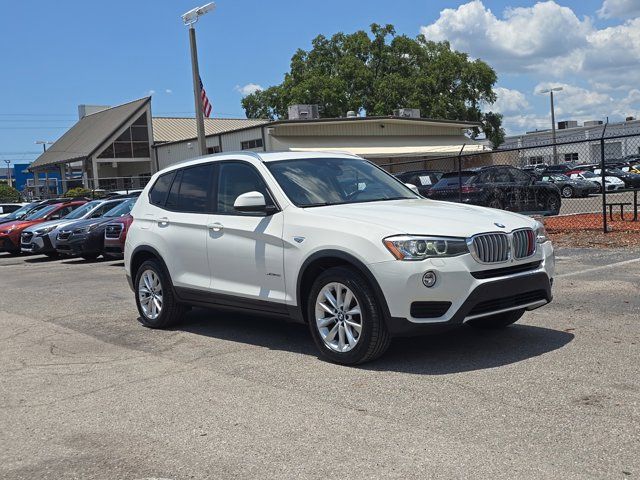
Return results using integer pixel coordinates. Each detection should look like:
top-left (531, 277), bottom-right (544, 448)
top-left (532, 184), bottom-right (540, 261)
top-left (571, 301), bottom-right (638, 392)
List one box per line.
top-left (383, 235), bottom-right (469, 261)
top-left (35, 225), bottom-right (56, 235)
top-left (535, 221), bottom-right (549, 244)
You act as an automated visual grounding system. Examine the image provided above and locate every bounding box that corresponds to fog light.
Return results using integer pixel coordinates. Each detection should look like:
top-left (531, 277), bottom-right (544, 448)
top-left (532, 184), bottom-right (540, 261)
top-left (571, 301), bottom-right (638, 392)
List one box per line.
top-left (422, 271), bottom-right (437, 288)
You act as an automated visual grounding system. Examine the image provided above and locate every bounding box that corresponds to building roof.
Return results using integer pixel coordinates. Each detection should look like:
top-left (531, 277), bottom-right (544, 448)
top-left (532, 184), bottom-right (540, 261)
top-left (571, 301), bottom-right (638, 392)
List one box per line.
top-left (152, 117), bottom-right (269, 143)
top-left (268, 116), bottom-right (482, 129)
top-left (30, 97), bottom-right (150, 170)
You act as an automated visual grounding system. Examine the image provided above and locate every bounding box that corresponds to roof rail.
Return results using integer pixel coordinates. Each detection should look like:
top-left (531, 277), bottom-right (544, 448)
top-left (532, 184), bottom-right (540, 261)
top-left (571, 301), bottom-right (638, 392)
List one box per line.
top-left (240, 150), bottom-right (264, 161)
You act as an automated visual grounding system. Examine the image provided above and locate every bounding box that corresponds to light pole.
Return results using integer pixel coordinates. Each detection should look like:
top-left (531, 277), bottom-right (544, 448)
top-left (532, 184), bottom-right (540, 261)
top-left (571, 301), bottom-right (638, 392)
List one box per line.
top-left (540, 87), bottom-right (563, 164)
top-left (182, 2), bottom-right (215, 157)
top-left (34, 141), bottom-right (53, 198)
top-left (3, 160), bottom-right (10, 188)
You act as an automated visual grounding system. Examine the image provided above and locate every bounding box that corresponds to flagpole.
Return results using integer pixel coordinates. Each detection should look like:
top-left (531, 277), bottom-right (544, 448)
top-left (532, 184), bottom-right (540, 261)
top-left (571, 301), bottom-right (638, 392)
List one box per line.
top-left (188, 24), bottom-right (207, 156)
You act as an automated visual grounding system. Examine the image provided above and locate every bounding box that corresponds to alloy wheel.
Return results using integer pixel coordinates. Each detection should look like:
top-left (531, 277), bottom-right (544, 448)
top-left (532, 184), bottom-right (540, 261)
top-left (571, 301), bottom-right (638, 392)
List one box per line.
top-left (138, 269), bottom-right (163, 320)
top-left (315, 282), bottom-right (362, 353)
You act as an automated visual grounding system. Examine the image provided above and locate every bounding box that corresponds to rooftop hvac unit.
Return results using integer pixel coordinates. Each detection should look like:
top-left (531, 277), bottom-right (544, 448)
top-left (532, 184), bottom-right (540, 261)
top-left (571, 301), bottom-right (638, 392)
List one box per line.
top-left (288, 104), bottom-right (320, 120)
top-left (584, 120), bottom-right (603, 127)
top-left (393, 108), bottom-right (421, 118)
top-left (557, 120), bottom-right (578, 130)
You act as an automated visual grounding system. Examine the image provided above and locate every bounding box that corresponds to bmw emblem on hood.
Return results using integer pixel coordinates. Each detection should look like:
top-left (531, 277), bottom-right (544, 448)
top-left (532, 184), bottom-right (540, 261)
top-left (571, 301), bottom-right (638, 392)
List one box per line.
top-left (494, 222), bottom-right (506, 228)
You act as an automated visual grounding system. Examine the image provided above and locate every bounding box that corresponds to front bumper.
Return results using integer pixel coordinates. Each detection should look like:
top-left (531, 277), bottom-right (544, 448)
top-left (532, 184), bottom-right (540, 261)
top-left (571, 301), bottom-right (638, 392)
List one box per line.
top-left (0, 234), bottom-right (19, 252)
top-left (21, 234), bottom-right (55, 254)
top-left (56, 234), bottom-right (99, 256)
top-left (369, 242), bottom-right (554, 335)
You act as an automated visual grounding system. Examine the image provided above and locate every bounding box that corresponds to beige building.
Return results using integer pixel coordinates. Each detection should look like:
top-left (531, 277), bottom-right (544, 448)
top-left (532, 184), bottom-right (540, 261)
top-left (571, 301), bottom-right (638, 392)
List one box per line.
top-left (29, 98), bottom-right (486, 193)
top-left (155, 115), bottom-right (486, 171)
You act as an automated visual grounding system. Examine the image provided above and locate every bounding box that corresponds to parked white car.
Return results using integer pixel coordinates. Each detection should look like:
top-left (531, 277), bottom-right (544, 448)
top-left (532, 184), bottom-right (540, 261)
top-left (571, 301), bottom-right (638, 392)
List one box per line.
top-left (125, 152), bottom-right (554, 364)
top-left (0, 203), bottom-right (28, 219)
top-left (569, 171), bottom-right (624, 192)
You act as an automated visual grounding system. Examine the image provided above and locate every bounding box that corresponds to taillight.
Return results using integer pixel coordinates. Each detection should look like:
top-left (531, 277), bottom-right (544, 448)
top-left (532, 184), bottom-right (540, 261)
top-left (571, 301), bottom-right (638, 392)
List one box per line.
top-left (460, 185), bottom-right (480, 193)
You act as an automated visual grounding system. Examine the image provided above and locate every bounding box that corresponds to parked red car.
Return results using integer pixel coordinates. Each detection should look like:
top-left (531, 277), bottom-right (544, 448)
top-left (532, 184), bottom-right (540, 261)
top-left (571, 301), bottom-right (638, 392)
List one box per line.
top-left (102, 213), bottom-right (133, 258)
top-left (0, 200), bottom-right (86, 254)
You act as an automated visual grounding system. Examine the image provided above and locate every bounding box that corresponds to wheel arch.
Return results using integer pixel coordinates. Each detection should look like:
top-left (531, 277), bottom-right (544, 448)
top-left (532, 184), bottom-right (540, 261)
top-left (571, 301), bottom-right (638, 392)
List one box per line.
top-left (295, 250), bottom-right (392, 325)
top-left (130, 245), bottom-right (172, 285)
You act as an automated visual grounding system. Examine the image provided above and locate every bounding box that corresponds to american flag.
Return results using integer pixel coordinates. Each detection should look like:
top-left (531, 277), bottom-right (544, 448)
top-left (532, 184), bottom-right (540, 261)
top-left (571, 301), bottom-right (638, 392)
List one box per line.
top-left (199, 77), bottom-right (212, 118)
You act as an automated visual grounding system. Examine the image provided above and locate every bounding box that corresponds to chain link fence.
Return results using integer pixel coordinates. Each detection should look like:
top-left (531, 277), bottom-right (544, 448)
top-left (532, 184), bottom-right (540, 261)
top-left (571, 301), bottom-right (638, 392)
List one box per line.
top-left (377, 131), bottom-right (640, 234)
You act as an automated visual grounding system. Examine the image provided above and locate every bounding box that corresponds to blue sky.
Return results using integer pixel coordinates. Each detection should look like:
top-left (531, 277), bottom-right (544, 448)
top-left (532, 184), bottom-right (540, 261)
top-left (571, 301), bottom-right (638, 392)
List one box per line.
top-left (1, 0), bottom-right (639, 166)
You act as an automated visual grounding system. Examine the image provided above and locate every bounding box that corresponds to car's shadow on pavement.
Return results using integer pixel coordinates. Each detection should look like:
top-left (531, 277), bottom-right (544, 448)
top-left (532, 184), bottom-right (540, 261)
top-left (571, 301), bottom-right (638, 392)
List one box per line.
top-left (176, 308), bottom-right (574, 374)
top-left (23, 255), bottom-right (62, 263)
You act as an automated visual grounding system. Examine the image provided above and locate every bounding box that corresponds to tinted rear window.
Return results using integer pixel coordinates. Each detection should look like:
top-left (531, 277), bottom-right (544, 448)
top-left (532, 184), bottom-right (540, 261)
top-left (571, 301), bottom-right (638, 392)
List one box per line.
top-left (148, 172), bottom-right (175, 206)
top-left (433, 173), bottom-right (476, 187)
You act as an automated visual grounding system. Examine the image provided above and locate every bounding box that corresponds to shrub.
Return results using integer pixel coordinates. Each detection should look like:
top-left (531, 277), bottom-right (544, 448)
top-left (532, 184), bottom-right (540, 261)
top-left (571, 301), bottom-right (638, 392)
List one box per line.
top-left (0, 184), bottom-right (21, 202)
top-left (64, 187), bottom-right (92, 198)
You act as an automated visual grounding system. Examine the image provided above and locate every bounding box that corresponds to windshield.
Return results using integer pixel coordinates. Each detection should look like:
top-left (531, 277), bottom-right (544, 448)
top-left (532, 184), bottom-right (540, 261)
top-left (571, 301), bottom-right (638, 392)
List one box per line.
top-left (433, 173), bottom-right (476, 188)
top-left (266, 158), bottom-right (417, 207)
top-left (581, 171), bottom-right (596, 178)
top-left (104, 198), bottom-right (135, 217)
top-left (553, 174), bottom-right (570, 181)
top-left (3, 203), bottom-right (36, 220)
top-left (24, 204), bottom-right (57, 220)
top-left (63, 200), bottom-right (101, 220)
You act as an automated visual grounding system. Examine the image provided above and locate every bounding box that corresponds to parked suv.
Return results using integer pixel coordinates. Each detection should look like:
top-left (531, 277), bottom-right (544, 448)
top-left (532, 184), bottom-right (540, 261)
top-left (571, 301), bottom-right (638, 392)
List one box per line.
top-left (124, 152), bottom-right (554, 364)
top-left (394, 170), bottom-right (444, 196)
top-left (427, 165), bottom-right (562, 215)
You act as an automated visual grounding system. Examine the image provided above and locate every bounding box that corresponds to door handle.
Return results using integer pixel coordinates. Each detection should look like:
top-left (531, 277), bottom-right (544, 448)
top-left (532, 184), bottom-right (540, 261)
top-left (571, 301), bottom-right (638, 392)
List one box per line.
top-left (208, 222), bottom-right (224, 232)
top-left (158, 217), bottom-right (170, 227)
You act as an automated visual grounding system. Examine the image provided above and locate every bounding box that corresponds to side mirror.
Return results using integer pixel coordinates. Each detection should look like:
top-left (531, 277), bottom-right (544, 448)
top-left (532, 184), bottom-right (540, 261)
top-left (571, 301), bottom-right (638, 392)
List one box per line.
top-left (405, 183), bottom-right (420, 195)
top-left (234, 191), bottom-right (275, 214)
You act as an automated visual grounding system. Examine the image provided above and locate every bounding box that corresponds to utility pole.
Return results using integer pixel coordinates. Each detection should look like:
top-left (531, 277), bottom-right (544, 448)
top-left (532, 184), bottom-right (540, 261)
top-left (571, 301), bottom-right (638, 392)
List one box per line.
top-left (182, 3), bottom-right (216, 157)
top-left (540, 87), bottom-right (563, 164)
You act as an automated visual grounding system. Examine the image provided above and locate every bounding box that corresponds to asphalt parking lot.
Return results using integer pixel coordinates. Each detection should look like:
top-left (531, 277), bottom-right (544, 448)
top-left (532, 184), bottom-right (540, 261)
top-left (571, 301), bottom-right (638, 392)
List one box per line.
top-left (1, 248), bottom-right (638, 479)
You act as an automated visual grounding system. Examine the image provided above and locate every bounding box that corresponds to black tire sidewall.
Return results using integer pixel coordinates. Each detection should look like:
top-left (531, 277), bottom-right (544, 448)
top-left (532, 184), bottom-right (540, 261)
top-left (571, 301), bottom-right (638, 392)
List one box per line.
top-left (307, 267), bottom-right (382, 365)
top-left (134, 259), bottom-right (174, 328)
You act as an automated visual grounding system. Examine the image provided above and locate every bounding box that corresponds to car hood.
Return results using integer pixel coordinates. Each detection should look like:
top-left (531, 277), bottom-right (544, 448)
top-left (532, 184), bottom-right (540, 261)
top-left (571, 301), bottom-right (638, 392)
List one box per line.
top-left (0, 220), bottom-right (35, 233)
top-left (23, 218), bottom-right (81, 234)
top-left (61, 217), bottom-right (114, 231)
top-left (605, 176), bottom-right (624, 183)
top-left (305, 199), bottom-right (537, 238)
top-left (569, 179), bottom-right (597, 188)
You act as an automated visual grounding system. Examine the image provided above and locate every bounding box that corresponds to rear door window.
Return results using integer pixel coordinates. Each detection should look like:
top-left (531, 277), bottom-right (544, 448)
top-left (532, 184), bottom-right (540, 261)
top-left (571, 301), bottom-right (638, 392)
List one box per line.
top-left (149, 171), bottom-right (176, 207)
top-left (164, 164), bottom-right (214, 213)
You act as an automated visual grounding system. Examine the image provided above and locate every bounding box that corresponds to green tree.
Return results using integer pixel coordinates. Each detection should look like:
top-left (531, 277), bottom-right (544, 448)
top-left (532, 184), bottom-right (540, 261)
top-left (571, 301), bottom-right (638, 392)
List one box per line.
top-left (0, 183), bottom-right (21, 202)
top-left (64, 187), bottom-right (92, 198)
top-left (242, 24), bottom-right (504, 146)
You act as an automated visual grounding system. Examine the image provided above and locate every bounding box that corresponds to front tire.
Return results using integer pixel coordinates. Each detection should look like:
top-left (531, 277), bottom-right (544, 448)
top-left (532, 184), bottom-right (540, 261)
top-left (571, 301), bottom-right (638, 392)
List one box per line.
top-left (466, 309), bottom-right (524, 329)
top-left (135, 259), bottom-right (186, 328)
top-left (546, 193), bottom-right (561, 215)
top-left (307, 266), bottom-right (390, 365)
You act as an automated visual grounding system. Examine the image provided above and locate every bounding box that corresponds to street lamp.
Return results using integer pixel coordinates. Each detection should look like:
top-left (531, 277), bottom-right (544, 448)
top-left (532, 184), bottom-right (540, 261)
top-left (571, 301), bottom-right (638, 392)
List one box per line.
top-left (3, 160), bottom-right (10, 188)
top-left (539, 87), bottom-right (563, 164)
top-left (34, 140), bottom-right (53, 152)
top-left (182, 2), bottom-right (216, 157)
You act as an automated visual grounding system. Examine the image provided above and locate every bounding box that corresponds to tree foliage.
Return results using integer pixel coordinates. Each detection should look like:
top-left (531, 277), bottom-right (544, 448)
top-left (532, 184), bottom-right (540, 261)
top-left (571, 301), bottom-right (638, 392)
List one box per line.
top-left (0, 183), bottom-right (21, 202)
top-left (64, 187), bottom-right (92, 198)
top-left (242, 24), bottom-right (505, 147)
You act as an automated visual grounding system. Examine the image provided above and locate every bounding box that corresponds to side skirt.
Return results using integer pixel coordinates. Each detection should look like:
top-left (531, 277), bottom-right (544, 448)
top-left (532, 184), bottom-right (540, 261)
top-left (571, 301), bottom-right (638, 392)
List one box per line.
top-left (174, 287), bottom-right (295, 319)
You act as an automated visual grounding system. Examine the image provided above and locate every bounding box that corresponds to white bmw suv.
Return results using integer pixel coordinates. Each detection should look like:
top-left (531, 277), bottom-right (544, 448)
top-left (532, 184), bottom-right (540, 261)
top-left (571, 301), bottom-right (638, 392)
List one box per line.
top-left (125, 152), bottom-right (554, 364)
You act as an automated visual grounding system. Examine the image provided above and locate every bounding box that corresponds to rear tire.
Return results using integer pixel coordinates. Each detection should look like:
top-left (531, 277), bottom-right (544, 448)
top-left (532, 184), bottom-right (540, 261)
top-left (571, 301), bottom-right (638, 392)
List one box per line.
top-left (561, 186), bottom-right (574, 198)
top-left (467, 309), bottom-right (524, 329)
top-left (134, 259), bottom-right (186, 329)
top-left (44, 252), bottom-right (59, 258)
top-left (307, 266), bottom-right (390, 365)
top-left (81, 253), bottom-right (99, 261)
top-left (546, 193), bottom-right (561, 215)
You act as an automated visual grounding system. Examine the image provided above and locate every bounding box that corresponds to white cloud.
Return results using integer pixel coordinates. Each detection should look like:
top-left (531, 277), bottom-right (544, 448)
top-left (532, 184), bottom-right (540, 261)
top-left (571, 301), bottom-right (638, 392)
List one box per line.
top-left (420, 1), bottom-right (591, 73)
top-left (420, 1), bottom-right (640, 85)
top-left (598, 0), bottom-right (640, 19)
top-left (234, 83), bottom-right (263, 96)
top-left (489, 87), bottom-right (530, 114)
top-left (165, 89), bottom-right (173, 94)
top-left (535, 82), bottom-right (613, 119)
top-left (147, 89), bottom-right (156, 96)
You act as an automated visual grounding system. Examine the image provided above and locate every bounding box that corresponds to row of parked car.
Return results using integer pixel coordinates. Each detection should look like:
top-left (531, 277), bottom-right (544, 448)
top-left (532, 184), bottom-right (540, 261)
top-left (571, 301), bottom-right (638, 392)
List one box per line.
top-left (0, 196), bottom-right (135, 259)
